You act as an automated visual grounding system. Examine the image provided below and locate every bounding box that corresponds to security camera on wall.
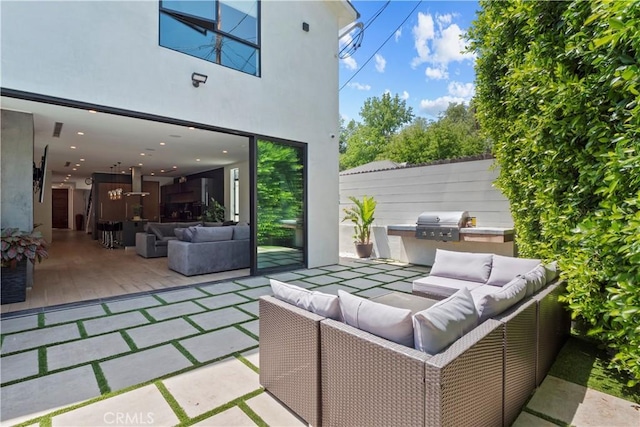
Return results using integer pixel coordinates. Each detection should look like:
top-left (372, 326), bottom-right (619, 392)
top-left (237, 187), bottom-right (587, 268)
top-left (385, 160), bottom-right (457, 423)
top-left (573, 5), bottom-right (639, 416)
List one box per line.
top-left (33, 145), bottom-right (48, 203)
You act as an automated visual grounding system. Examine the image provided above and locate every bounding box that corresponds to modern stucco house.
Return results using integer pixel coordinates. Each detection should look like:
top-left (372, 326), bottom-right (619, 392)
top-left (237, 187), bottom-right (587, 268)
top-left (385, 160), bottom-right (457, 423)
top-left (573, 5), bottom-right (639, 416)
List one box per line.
top-left (1, 1), bottom-right (359, 280)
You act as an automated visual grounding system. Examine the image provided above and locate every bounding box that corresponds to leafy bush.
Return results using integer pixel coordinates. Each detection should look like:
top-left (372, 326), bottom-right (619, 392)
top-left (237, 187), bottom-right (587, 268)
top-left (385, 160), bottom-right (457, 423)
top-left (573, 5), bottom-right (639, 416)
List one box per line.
top-left (469, 0), bottom-right (640, 382)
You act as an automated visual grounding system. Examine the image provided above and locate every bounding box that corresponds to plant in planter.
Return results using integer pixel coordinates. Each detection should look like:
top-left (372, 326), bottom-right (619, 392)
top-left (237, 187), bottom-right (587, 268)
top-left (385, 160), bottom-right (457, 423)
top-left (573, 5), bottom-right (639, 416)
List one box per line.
top-left (342, 195), bottom-right (377, 258)
top-left (131, 204), bottom-right (143, 220)
top-left (202, 198), bottom-right (226, 223)
top-left (1, 227), bottom-right (49, 304)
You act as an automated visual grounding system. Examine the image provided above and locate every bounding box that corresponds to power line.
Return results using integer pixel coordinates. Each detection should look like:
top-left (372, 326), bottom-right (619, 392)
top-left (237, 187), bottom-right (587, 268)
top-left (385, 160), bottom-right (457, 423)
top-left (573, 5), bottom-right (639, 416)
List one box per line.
top-left (339, 1), bottom-right (390, 59)
top-left (340, 0), bottom-right (423, 92)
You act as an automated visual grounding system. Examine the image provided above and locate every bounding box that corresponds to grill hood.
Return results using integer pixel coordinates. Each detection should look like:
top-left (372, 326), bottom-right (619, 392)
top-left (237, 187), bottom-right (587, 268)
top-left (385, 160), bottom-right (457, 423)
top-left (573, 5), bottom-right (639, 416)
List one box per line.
top-left (124, 166), bottom-right (150, 197)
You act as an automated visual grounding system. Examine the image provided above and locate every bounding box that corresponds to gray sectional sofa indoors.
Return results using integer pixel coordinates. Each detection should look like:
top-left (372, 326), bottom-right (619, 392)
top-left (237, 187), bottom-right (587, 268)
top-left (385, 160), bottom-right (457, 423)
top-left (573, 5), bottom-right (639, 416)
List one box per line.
top-left (259, 250), bottom-right (570, 427)
top-left (135, 221), bottom-right (203, 258)
top-left (167, 224), bottom-right (250, 276)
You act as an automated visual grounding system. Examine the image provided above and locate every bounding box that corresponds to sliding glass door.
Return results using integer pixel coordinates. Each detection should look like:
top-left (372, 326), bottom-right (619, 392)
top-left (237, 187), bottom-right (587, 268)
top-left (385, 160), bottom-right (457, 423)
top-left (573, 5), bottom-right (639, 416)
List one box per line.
top-left (252, 138), bottom-right (306, 274)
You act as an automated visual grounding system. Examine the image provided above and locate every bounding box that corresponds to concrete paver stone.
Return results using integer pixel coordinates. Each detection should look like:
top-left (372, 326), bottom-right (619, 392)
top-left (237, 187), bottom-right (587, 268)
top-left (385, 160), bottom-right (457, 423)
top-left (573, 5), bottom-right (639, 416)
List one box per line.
top-left (100, 344), bottom-right (192, 392)
top-left (0, 315), bottom-right (39, 334)
top-left (387, 269), bottom-right (422, 278)
top-left (242, 348), bottom-right (260, 370)
top-left (1, 323), bottom-right (80, 354)
top-left (192, 406), bottom-right (257, 426)
top-left (0, 349), bottom-right (39, 384)
top-left (83, 311), bottom-right (149, 336)
top-left (350, 266), bottom-right (387, 275)
top-left (337, 277), bottom-right (381, 290)
top-left (51, 384), bottom-right (179, 427)
top-left (328, 270), bottom-right (364, 280)
top-left (0, 365), bottom-right (100, 425)
top-left (292, 268), bottom-right (330, 277)
top-left (237, 286), bottom-right (273, 300)
top-left (237, 301), bottom-right (259, 316)
top-left (198, 281), bottom-right (246, 295)
top-left (197, 293), bottom-right (250, 310)
top-left (105, 296), bottom-right (162, 313)
top-left (268, 272), bottom-right (305, 282)
top-left (246, 392), bottom-right (307, 427)
top-left (512, 412), bottom-right (558, 427)
top-left (145, 301), bottom-right (205, 321)
top-left (240, 320), bottom-right (259, 337)
top-left (234, 277), bottom-right (270, 288)
top-left (367, 273), bottom-right (405, 283)
top-left (44, 304), bottom-right (106, 325)
top-left (527, 375), bottom-right (640, 427)
top-left (47, 332), bottom-right (131, 371)
top-left (318, 264), bottom-right (350, 272)
top-left (163, 357), bottom-right (260, 418)
top-left (383, 281), bottom-right (414, 293)
top-left (368, 263), bottom-right (404, 271)
top-left (179, 327), bottom-right (257, 363)
top-left (126, 318), bottom-right (199, 349)
top-left (156, 288), bottom-right (207, 303)
top-left (189, 307), bottom-right (253, 331)
top-left (301, 275), bottom-right (342, 286)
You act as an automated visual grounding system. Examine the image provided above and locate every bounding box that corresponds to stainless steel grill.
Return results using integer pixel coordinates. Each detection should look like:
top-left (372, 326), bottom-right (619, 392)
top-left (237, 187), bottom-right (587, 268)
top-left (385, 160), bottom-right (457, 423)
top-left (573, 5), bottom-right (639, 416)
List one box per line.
top-left (415, 211), bottom-right (470, 241)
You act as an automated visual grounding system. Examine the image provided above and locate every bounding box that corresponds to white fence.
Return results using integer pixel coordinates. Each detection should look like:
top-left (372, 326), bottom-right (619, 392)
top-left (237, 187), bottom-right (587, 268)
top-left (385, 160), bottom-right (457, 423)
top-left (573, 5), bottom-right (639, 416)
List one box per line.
top-left (339, 157), bottom-right (515, 265)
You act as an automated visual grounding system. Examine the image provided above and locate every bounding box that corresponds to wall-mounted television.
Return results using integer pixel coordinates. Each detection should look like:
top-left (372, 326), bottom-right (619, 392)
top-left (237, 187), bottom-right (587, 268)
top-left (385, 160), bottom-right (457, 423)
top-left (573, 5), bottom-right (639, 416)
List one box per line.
top-left (33, 145), bottom-right (48, 203)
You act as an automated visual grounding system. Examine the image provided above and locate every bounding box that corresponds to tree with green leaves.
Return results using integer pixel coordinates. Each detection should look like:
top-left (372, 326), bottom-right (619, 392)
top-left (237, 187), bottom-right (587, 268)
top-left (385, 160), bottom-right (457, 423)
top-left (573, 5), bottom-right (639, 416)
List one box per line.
top-left (469, 0), bottom-right (640, 382)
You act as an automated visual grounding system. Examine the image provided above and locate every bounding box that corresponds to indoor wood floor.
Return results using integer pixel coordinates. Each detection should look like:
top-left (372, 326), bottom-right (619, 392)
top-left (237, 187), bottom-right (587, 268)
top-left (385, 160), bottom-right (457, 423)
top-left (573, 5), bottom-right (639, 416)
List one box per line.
top-left (1, 229), bottom-right (249, 314)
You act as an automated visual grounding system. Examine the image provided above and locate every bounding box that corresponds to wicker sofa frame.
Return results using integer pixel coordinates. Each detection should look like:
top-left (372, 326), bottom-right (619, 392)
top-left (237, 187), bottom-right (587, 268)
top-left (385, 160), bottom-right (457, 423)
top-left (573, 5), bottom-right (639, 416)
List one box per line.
top-left (259, 279), bottom-right (569, 427)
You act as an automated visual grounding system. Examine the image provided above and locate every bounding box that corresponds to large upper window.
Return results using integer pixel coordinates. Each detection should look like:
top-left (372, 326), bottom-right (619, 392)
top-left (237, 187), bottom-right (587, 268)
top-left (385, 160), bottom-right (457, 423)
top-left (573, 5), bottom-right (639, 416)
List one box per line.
top-left (159, 0), bottom-right (260, 76)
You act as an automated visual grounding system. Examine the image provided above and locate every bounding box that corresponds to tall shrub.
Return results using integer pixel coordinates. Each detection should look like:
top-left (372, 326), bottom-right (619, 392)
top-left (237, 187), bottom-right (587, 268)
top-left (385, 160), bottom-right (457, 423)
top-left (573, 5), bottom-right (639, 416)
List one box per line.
top-left (469, 0), bottom-right (640, 382)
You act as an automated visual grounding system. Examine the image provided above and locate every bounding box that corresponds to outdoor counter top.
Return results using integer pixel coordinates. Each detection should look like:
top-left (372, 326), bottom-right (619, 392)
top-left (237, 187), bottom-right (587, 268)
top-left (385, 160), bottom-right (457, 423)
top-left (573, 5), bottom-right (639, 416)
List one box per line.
top-left (386, 224), bottom-right (514, 243)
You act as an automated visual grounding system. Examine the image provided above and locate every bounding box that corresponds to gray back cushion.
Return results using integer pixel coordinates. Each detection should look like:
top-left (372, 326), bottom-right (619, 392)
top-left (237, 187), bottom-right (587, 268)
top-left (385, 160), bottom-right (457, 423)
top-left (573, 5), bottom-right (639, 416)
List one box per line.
top-left (521, 264), bottom-right (547, 296)
top-left (233, 224), bottom-right (250, 240)
top-left (475, 276), bottom-right (527, 321)
top-left (191, 226), bottom-right (233, 243)
top-left (270, 279), bottom-right (341, 320)
top-left (429, 249), bottom-right (493, 283)
top-left (175, 227), bottom-right (198, 242)
top-left (486, 255), bottom-right (541, 287)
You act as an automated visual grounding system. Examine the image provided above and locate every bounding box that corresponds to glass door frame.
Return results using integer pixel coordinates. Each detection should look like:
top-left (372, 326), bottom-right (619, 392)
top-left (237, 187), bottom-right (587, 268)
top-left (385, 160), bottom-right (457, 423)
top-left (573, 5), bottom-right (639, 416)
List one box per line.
top-left (249, 135), bottom-right (308, 276)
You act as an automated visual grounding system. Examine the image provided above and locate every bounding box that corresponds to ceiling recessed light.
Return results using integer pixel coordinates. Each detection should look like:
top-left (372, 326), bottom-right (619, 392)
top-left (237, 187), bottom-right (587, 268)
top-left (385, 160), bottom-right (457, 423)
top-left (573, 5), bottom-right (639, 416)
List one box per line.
top-left (160, 169), bottom-right (165, 173)
top-left (88, 110), bottom-right (97, 114)
top-left (140, 153), bottom-right (145, 156)
top-left (80, 158), bottom-right (85, 161)
top-left (138, 163), bottom-right (143, 166)
top-left (77, 131), bottom-right (84, 135)
top-left (75, 164), bottom-right (80, 167)
top-left (70, 146), bottom-right (77, 149)
top-left (160, 142), bottom-right (166, 146)
top-left (222, 150), bottom-right (228, 154)
top-left (67, 174), bottom-right (71, 177)
top-left (188, 127), bottom-right (195, 130)
top-left (172, 166), bottom-right (177, 169)
top-left (196, 158), bottom-right (201, 162)
top-left (72, 168), bottom-right (77, 171)
top-left (151, 172), bottom-right (155, 176)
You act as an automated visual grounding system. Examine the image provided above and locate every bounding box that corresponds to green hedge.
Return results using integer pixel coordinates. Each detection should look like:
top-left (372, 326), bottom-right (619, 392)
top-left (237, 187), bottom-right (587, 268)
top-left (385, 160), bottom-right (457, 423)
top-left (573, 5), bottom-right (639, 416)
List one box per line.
top-left (469, 0), bottom-right (640, 383)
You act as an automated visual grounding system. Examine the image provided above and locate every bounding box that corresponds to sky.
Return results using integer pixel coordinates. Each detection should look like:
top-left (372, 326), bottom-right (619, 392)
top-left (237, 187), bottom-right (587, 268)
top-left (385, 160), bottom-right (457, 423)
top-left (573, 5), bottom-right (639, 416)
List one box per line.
top-left (338, 0), bottom-right (480, 124)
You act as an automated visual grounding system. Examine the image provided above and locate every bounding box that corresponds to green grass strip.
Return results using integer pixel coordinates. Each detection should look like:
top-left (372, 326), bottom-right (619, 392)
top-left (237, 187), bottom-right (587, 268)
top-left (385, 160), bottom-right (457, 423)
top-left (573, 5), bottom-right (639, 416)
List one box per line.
top-left (38, 347), bottom-right (48, 375)
top-left (101, 302), bottom-right (113, 315)
top-left (38, 312), bottom-right (45, 328)
top-left (236, 354), bottom-right (259, 374)
top-left (155, 381), bottom-right (189, 423)
top-left (550, 336), bottom-right (640, 403)
top-left (40, 416), bottom-right (52, 427)
top-left (92, 362), bottom-right (110, 395)
top-left (182, 316), bottom-right (206, 333)
top-left (180, 389), bottom-right (265, 426)
top-left (522, 407), bottom-right (568, 426)
top-left (172, 342), bottom-right (200, 365)
top-left (238, 399), bottom-right (268, 427)
top-left (77, 320), bottom-right (88, 338)
top-left (139, 309), bottom-right (157, 323)
top-left (235, 324), bottom-right (258, 341)
top-left (120, 330), bottom-right (138, 351)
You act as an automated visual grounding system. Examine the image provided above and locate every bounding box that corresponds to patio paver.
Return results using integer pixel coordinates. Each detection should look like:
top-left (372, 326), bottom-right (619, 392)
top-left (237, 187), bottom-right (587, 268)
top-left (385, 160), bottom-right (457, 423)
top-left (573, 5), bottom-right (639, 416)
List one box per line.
top-left (82, 311), bottom-right (149, 336)
top-left (0, 349), bottom-right (39, 383)
top-left (156, 288), bottom-right (208, 303)
top-left (382, 281), bottom-right (414, 293)
top-left (0, 365), bottom-right (100, 425)
top-left (44, 304), bottom-right (106, 325)
top-left (512, 412), bottom-right (557, 427)
top-left (179, 327), bottom-right (257, 363)
top-left (163, 357), bottom-right (260, 418)
top-left (105, 295), bottom-right (162, 313)
top-left (234, 277), bottom-right (270, 288)
top-left (350, 266), bottom-right (386, 274)
top-left (237, 286), bottom-right (273, 300)
top-left (189, 307), bottom-right (253, 331)
top-left (301, 275), bottom-right (342, 286)
top-left (328, 270), bottom-right (364, 280)
top-left (367, 263), bottom-right (404, 271)
top-left (0, 314), bottom-right (38, 334)
top-left (386, 269), bottom-right (422, 278)
top-left (193, 407), bottom-right (257, 426)
top-left (268, 272), bottom-right (305, 282)
top-left (145, 301), bottom-right (205, 321)
top-left (317, 264), bottom-right (350, 272)
top-left (340, 277), bottom-right (384, 290)
top-left (100, 344), bottom-right (192, 391)
top-left (126, 318), bottom-right (199, 349)
top-left (1, 323), bottom-right (80, 354)
top-left (237, 301), bottom-right (259, 316)
top-left (51, 384), bottom-right (179, 427)
top-left (240, 319), bottom-right (259, 337)
top-left (47, 332), bottom-right (130, 370)
top-left (367, 273), bottom-right (405, 283)
top-left (197, 293), bottom-right (251, 310)
top-left (292, 268), bottom-right (330, 277)
top-left (246, 392), bottom-right (306, 427)
top-left (198, 281), bottom-right (246, 295)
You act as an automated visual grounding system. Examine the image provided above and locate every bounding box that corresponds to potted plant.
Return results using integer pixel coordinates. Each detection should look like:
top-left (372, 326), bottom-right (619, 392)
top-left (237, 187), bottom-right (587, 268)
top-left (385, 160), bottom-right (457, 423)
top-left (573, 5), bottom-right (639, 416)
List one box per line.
top-left (202, 198), bottom-right (226, 223)
top-left (131, 204), bottom-right (143, 220)
top-left (1, 227), bottom-right (49, 304)
top-left (342, 195), bottom-right (377, 258)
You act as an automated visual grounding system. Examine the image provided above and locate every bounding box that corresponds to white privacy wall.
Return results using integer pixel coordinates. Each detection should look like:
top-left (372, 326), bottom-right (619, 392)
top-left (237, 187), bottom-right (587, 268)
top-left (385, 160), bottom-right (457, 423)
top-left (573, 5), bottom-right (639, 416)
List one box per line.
top-left (339, 158), bottom-right (515, 264)
top-left (1, 0), bottom-right (355, 268)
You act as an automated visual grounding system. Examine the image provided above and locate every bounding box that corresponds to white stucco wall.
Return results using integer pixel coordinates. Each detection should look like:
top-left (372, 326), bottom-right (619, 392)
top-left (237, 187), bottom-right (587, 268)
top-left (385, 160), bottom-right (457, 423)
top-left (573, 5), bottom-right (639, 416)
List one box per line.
top-left (1, 0), bottom-right (354, 268)
top-left (339, 159), bottom-right (516, 265)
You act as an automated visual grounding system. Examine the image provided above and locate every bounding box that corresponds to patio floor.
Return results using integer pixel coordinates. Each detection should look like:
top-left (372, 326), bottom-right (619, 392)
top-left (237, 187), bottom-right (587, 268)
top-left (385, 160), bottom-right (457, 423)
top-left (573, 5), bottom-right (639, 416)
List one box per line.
top-left (1, 258), bottom-right (638, 426)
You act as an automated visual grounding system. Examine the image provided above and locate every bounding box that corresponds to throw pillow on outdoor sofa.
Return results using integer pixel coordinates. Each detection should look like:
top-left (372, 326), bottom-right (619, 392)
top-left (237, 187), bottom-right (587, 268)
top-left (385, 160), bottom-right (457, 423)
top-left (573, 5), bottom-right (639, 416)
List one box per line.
top-left (429, 249), bottom-right (493, 283)
top-left (270, 279), bottom-right (341, 320)
top-left (413, 287), bottom-right (478, 354)
top-left (486, 254), bottom-right (541, 287)
top-left (520, 264), bottom-right (547, 296)
top-left (338, 290), bottom-right (414, 347)
top-left (475, 276), bottom-right (527, 321)
top-left (544, 261), bottom-right (559, 283)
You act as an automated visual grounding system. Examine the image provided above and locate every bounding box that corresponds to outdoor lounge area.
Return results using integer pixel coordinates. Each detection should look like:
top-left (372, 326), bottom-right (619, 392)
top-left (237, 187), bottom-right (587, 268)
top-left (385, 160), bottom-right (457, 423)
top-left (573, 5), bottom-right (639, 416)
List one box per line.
top-left (1, 257), bottom-right (637, 426)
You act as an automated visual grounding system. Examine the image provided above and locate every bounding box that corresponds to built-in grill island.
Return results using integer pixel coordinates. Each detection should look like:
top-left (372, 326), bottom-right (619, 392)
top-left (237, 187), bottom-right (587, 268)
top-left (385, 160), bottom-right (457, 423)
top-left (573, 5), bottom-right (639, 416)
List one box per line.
top-left (415, 211), bottom-right (469, 242)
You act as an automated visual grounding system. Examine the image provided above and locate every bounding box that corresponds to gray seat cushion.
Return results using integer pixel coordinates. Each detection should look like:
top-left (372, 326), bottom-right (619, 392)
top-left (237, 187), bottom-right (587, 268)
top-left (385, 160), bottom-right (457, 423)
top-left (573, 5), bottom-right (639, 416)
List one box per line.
top-left (413, 275), bottom-right (484, 299)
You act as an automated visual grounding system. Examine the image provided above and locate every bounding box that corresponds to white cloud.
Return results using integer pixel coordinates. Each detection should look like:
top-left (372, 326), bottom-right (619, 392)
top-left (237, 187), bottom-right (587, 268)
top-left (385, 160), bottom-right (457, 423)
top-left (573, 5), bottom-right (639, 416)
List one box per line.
top-left (347, 82), bottom-right (371, 91)
top-left (419, 96), bottom-right (467, 116)
top-left (411, 12), bottom-right (475, 79)
top-left (401, 91), bottom-right (410, 100)
top-left (342, 56), bottom-right (358, 71)
top-left (395, 28), bottom-right (402, 42)
top-left (425, 66), bottom-right (448, 80)
top-left (411, 12), bottom-right (435, 68)
top-left (374, 54), bottom-right (386, 73)
top-left (448, 81), bottom-right (475, 98)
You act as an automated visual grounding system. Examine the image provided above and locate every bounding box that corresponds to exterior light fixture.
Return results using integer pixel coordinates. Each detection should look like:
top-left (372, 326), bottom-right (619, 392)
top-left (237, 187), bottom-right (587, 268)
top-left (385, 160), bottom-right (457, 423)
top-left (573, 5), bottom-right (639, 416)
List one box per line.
top-left (191, 72), bottom-right (207, 87)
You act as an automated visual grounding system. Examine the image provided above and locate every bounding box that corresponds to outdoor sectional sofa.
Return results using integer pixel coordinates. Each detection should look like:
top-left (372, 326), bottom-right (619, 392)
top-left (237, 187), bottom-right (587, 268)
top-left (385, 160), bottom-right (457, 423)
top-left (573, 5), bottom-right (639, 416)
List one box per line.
top-left (259, 250), bottom-right (570, 427)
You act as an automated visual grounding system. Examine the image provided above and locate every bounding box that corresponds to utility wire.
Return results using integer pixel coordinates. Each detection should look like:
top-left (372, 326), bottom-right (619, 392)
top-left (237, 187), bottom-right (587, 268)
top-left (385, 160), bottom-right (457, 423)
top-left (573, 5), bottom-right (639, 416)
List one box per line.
top-left (339, 0), bottom-right (390, 59)
top-left (340, 0), bottom-right (423, 91)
